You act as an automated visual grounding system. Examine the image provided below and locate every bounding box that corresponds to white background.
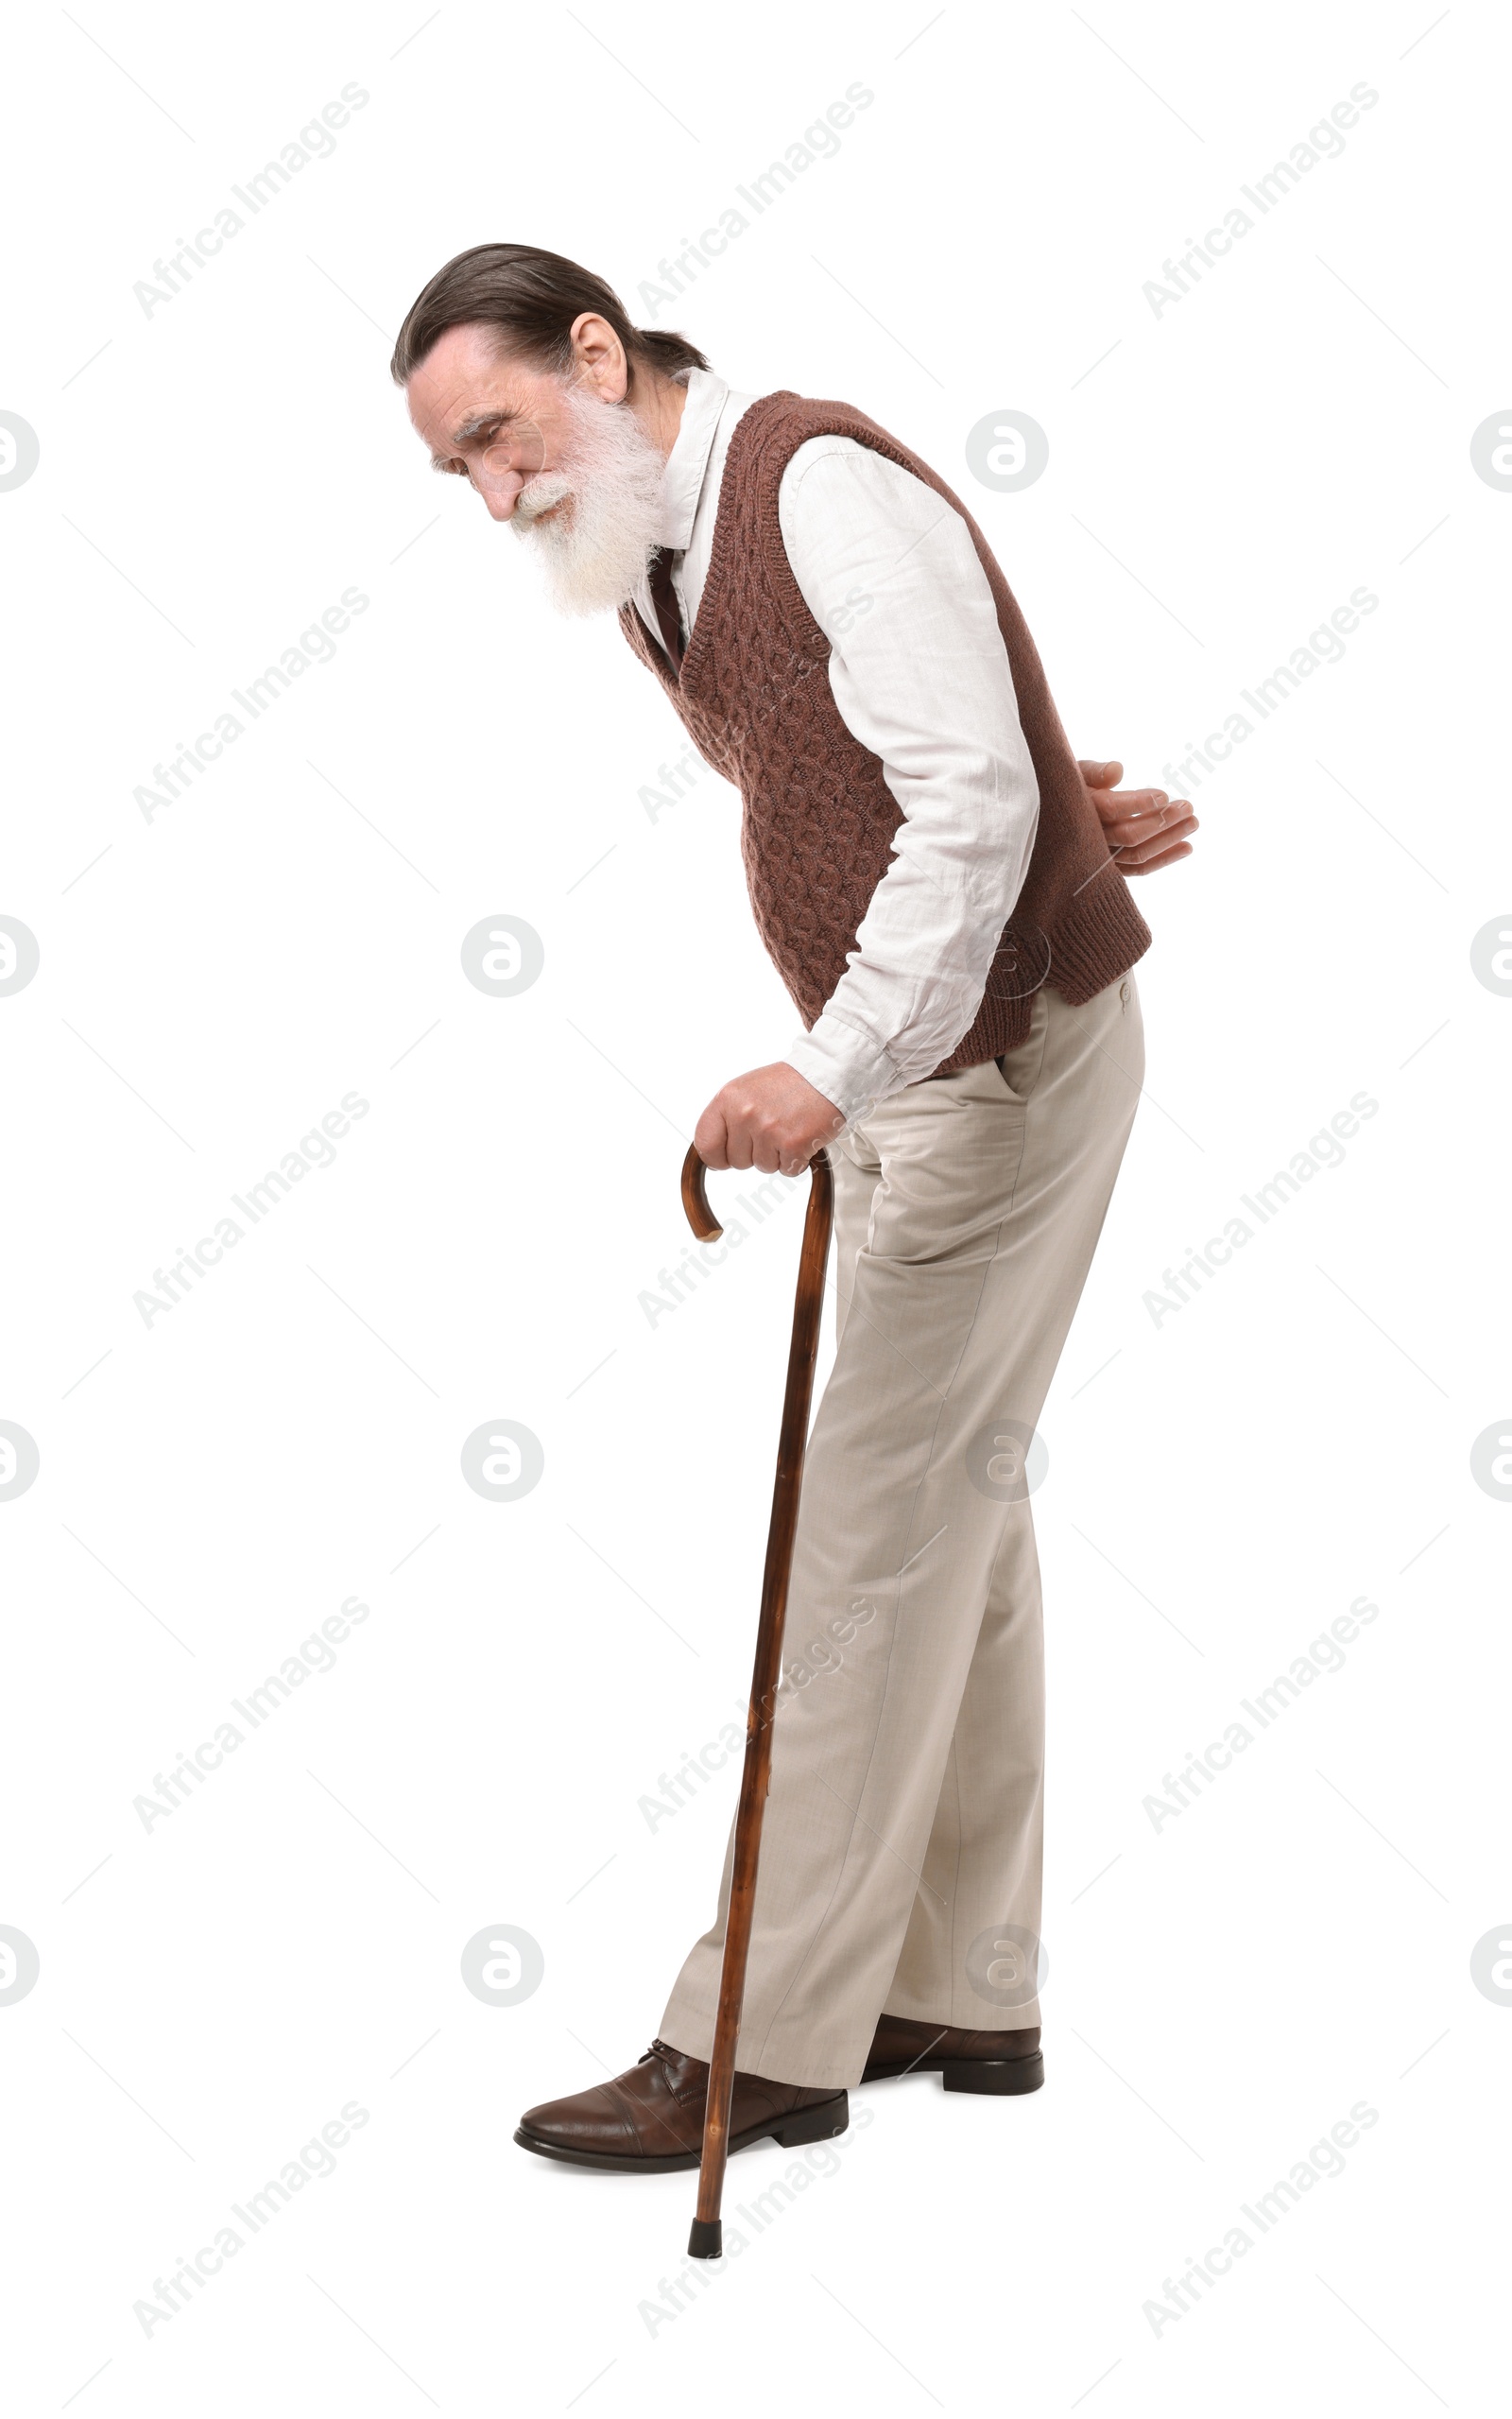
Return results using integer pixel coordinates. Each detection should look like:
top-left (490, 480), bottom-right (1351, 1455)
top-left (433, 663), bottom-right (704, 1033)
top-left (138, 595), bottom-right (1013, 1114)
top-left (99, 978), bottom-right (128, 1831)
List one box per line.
top-left (2, 1), bottom-right (1507, 2410)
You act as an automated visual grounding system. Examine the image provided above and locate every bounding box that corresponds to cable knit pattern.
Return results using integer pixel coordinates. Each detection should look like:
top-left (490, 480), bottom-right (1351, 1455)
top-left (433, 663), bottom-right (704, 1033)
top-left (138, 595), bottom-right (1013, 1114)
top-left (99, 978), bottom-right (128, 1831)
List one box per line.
top-left (618, 390), bottom-right (1151, 1075)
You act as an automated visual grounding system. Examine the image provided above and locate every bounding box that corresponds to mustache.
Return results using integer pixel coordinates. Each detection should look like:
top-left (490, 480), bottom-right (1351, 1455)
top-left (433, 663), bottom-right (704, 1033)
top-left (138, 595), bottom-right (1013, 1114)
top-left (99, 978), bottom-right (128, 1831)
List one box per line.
top-left (511, 473), bottom-right (574, 528)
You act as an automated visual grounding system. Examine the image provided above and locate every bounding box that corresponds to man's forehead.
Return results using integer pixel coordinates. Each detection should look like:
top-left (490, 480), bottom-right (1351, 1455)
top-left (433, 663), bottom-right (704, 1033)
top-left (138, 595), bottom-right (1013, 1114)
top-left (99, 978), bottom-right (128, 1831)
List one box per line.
top-left (409, 336), bottom-right (538, 442)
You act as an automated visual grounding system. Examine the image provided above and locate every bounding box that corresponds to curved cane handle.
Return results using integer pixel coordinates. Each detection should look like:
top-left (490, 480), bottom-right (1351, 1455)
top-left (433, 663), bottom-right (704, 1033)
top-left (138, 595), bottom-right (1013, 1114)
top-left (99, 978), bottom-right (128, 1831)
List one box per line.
top-left (681, 1142), bottom-right (833, 1244)
top-left (680, 1144), bottom-right (723, 1243)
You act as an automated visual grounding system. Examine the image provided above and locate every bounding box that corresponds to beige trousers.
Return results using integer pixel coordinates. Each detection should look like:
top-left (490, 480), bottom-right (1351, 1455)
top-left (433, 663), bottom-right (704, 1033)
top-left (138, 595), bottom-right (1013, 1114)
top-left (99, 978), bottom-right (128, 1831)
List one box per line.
top-left (661, 972), bottom-right (1144, 2089)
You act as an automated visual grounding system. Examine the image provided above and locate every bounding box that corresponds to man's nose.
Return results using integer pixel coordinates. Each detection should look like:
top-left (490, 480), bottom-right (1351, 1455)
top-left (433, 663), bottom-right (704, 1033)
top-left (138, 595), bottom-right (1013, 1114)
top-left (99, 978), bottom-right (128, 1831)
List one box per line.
top-left (471, 423), bottom-right (544, 521)
top-left (476, 474), bottom-right (524, 522)
top-left (472, 460), bottom-right (524, 521)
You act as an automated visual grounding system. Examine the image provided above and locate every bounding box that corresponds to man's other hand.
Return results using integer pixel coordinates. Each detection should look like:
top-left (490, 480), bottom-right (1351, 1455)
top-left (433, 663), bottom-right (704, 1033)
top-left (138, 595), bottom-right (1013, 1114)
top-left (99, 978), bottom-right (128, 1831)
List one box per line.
top-left (696, 1063), bottom-right (848, 1176)
top-left (1080, 759), bottom-right (1198, 873)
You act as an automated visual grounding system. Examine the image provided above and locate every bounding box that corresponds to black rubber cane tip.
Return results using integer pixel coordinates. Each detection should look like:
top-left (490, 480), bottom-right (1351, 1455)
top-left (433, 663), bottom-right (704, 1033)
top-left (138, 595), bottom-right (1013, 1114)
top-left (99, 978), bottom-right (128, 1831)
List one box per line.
top-left (687, 2218), bottom-right (723, 2261)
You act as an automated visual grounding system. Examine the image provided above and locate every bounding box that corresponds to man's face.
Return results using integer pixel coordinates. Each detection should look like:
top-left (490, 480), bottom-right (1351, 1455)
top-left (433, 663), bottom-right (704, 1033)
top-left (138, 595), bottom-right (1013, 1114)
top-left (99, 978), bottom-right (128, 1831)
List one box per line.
top-left (404, 319), bottom-right (671, 616)
top-left (405, 322), bottom-right (588, 521)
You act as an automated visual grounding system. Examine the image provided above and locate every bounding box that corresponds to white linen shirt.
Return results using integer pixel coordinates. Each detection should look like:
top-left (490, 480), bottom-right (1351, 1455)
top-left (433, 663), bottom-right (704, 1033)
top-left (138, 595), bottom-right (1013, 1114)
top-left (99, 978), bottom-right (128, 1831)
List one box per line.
top-left (629, 369), bottom-right (1040, 1125)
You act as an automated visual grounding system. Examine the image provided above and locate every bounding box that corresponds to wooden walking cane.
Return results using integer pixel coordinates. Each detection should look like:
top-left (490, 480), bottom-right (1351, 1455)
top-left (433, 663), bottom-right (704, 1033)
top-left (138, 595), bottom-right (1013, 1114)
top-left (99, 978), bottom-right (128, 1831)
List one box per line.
top-left (679, 1139), bottom-right (835, 2260)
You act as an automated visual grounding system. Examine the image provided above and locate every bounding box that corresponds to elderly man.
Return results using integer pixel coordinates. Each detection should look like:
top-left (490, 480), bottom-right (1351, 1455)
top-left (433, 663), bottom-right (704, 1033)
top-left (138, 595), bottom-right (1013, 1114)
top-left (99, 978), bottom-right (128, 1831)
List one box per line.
top-left (394, 245), bottom-right (1194, 2174)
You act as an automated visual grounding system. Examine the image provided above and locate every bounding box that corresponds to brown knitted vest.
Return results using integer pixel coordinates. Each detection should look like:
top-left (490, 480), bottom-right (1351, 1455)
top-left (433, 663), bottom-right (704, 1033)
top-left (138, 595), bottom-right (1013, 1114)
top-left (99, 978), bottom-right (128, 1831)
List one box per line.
top-left (618, 391), bottom-right (1151, 1073)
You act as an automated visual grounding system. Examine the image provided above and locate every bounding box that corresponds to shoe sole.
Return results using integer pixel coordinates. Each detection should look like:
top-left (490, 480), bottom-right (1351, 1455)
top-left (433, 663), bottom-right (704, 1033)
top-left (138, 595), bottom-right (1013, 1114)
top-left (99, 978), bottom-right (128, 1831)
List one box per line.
top-left (513, 2089), bottom-right (850, 2173)
top-left (863, 2051), bottom-right (1044, 2095)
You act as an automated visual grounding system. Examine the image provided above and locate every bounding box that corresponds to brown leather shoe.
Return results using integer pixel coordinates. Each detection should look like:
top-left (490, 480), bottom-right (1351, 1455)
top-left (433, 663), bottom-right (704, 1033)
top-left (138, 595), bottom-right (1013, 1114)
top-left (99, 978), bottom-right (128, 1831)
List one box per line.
top-left (515, 2040), bottom-right (850, 2172)
top-left (862, 2013), bottom-right (1044, 2095)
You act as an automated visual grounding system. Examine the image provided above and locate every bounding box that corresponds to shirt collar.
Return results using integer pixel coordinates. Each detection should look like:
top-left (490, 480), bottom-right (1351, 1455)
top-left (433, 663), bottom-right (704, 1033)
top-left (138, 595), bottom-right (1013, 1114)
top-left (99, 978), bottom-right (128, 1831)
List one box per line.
top-left (655, 367), bottom-right (730, 551)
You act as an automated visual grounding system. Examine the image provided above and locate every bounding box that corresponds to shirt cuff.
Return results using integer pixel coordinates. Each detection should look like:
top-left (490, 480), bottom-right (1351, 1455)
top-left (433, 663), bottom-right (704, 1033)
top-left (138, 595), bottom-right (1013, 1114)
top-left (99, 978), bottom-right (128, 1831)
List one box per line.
top-left (783, 1016), bottom-right (900, 1128)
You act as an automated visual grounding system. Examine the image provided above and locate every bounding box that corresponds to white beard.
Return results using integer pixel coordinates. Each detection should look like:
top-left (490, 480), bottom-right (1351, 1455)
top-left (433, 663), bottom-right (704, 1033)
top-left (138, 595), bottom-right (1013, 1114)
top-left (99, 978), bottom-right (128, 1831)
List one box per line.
top-left (510, 384), bottom-right (667, 616)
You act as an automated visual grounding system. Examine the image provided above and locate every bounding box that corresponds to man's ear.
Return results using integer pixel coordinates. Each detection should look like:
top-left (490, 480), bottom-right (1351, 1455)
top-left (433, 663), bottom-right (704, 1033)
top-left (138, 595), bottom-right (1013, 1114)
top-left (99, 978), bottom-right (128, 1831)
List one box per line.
top-left (568, 311), bottom-right (628, 402)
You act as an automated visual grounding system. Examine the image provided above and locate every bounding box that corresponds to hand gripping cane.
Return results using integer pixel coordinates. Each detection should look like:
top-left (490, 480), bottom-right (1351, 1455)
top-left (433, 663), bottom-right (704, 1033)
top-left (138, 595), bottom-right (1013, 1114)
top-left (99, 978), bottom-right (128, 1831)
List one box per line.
top-left (679, 1141), bottom-right (834, 2260)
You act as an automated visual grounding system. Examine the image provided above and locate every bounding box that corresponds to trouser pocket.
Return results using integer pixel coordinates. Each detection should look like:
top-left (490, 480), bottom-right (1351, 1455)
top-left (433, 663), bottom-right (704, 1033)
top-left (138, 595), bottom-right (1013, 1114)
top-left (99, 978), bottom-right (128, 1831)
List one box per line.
top-left (994, 986), bottom-right (1050, 1102)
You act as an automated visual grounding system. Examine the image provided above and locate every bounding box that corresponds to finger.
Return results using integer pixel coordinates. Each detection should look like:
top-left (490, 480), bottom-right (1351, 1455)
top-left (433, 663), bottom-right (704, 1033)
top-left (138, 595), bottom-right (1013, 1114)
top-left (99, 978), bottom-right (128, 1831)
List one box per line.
top-left (1107, 795), bottom-right (1193, 836)
top-left (1108, 822), bottom-right (1190, 861)
top-left (694, 1102), bottom-right (731, 1170)
top-left (1106, 809), bottom-right (1195, 850)
top-left (1122, 839), bottom-right (1194, 875)
top-left (1103, 798), bottom-right (1185, 827)
top-left (1116, 820), bottom-right (1198, 866)
top-left (1094, 793), bottom-right (1180, 833)
top-left (1080, 759), bottom-right (1124, 789)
